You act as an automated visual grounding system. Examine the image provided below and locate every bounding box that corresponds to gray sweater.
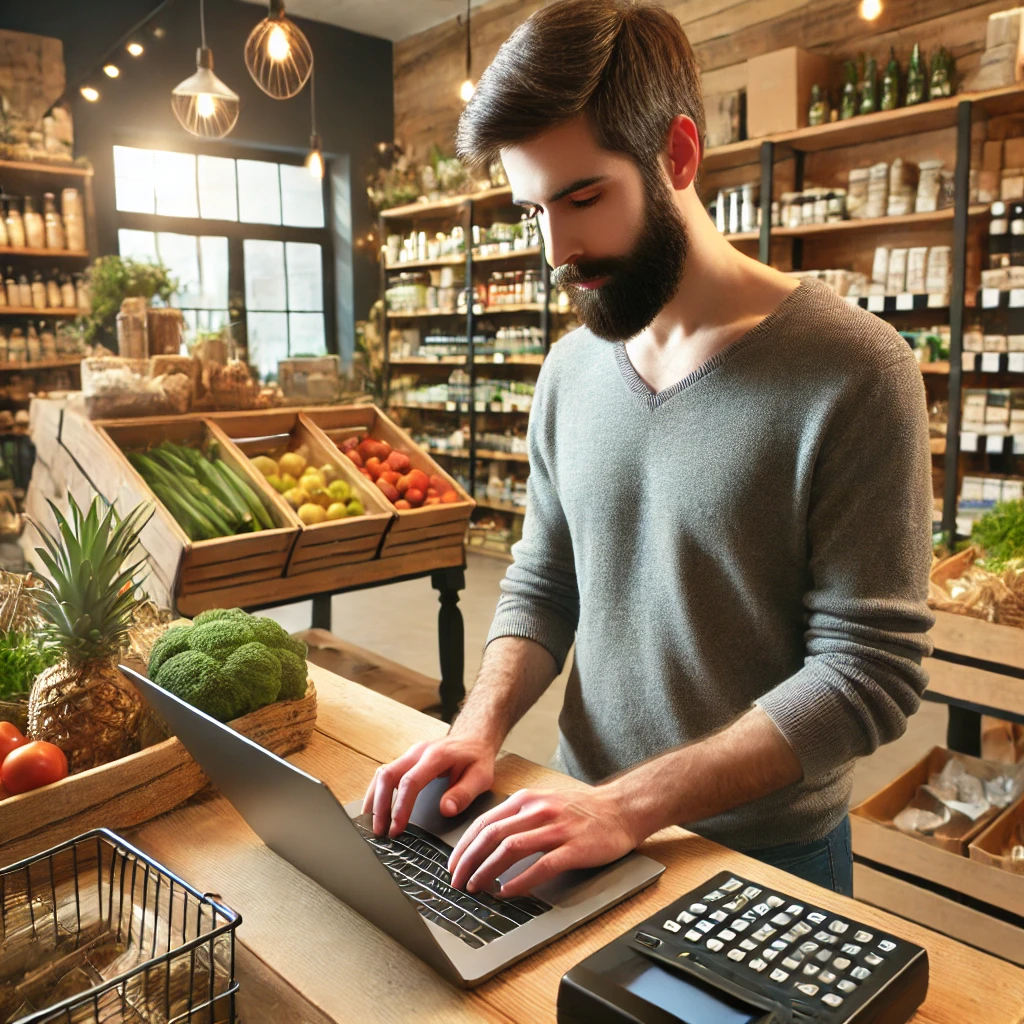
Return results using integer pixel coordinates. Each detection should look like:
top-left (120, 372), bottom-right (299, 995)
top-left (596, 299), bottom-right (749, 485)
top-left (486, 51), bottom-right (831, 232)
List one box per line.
top-left (486, 279), bottom-right (935, 851)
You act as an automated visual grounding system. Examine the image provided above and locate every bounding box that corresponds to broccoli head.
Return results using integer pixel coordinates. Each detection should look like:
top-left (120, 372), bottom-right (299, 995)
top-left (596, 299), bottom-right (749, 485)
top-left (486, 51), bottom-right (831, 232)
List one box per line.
top-left (187, 619), bottom-right (256, 659)
top-left (148, 624), bottom-right (193, 677)
top-left (222, 642), bottom-right (281, 713)
top-left (272, 648), bottom-right (308, 701)
top-left (154, 650), bottom-right (246, 722)
top-left (193, 608), bottom-right (250, 628)
top-left (247, 616), bottom-right (308, 660)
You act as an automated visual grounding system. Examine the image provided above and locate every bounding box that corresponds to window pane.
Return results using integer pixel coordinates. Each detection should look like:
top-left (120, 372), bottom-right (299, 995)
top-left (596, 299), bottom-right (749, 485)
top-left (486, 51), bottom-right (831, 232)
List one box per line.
top-left (195, 235), bottom-right (230, 309)
top-left (114, 145), bottom-right (155, 214)
top-left (280, 163), bottom-right (324, 228)
top-left (289, 313), bottom-right (326, 356)
top-left (118, 228), bottom-right (159, 264)
top-left (244, 239), bottom-right (286, 310)
top-left (238, 160), bottom-right (281, 225)
top-left (198, 155), bottom-right (238, 221)
top-left (154, 151), bottom-right (198, 218)
top-left (155, 231), bottom-right (201, 306)
top-left (247, 312), bottom-right (288, 379)
top-left (285, 242), bottom-right (323, 311)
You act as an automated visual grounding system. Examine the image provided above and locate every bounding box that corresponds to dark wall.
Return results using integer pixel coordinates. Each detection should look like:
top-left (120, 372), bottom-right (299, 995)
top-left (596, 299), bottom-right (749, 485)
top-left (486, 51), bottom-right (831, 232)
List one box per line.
top-left (0, 0), bottom-right (394, 359)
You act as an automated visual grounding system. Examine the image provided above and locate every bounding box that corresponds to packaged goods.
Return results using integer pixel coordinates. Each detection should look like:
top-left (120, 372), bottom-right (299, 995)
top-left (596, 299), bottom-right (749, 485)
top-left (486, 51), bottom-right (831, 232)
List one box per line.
top-left (886, 248), bottom-right (909, 294)
top-left (871, 246), bottom-right (890, 285)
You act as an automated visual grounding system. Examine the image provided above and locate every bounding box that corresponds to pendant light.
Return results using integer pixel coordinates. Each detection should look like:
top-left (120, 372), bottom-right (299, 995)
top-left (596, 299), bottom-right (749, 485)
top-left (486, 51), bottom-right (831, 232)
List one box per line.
top-left (459, 0), bottom-right (474, 103)
top-left (305, 70), bottom-right (324, 180)
top-left (172, 0), bottom-right (239, 138)
top-left (245, 0), bottom-right (313, 100)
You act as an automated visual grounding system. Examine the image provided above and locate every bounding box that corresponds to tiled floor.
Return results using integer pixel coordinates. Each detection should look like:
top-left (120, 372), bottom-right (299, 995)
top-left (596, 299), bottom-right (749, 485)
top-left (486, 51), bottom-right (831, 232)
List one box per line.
top-left (266, 550), bottom-right (948, 807)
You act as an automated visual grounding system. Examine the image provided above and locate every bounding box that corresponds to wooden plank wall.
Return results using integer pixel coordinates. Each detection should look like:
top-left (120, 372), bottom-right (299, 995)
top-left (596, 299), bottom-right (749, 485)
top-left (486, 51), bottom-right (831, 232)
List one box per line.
top-left (394, 0), bottom-right (1004, 164)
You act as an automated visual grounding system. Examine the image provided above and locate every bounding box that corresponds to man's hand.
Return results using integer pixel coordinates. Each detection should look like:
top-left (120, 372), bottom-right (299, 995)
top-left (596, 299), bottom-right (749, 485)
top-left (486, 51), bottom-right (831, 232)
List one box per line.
top-left (446, 785), bottom-right (640, 899)
top-left (361, 734), bottom-right (500, 838)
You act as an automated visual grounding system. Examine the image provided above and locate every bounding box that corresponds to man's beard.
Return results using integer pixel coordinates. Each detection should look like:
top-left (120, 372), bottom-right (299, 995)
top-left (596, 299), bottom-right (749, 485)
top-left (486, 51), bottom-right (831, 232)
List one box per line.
top-left (551, 171), bottom-right (688, 342)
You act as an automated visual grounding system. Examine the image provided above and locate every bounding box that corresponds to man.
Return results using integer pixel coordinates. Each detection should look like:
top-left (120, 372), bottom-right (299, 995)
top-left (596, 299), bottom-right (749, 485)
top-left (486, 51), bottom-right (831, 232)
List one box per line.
top-left (364, 0), bottom-right (933, 899)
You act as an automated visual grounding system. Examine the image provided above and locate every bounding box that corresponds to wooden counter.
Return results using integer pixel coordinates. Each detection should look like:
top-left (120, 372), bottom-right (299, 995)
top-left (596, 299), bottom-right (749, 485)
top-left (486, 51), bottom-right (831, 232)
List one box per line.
top-left (127, 665), bottom-right (1024, 1024)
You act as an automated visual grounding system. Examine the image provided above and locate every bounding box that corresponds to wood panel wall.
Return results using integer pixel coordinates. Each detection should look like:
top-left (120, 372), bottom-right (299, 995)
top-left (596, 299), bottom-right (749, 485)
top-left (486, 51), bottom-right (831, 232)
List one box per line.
top-left (394, 0), bottom-right (1003, 164)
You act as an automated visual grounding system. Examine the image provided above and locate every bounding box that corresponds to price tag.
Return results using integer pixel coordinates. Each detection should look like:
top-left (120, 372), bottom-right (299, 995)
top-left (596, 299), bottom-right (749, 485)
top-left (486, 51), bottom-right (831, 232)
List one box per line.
top-left (1010, 289), bottom-right (1024, 308)
top-left (1014, 434), bottom-right (1024, 455)
top-left (493, 352), bottom-right (505, 364)
top-left (868, 295), bottom-right (885, 312)
top-left (988, 433), bottom-right (1007, 454)
top-left (982, 352), bottom-right (1002, 372)
top-left (475, 401), bottom-right (486, 413)
top-left (844, 295), bottom-right (858, 306)
top-left (896, 293), bottom-right (915, 311)
top-left (927, 292), bottom-right (948, 308)
top-left (983, 288), bottom-right (1002, 308)
top-left (1010, 353), bottom-right (1024, 373)
top-left (962, 352), bottom-right (977, 371)
top-left (445, 401), bottom-right (456, 412)
top-left (961, 432), bottom-right (979, 452)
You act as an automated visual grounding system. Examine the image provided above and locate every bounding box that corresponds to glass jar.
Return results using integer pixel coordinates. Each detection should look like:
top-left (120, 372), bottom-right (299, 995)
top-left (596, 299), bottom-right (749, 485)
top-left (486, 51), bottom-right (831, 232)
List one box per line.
top-left (716, 189), bottom-right (727, 233)
top-left (23, 196), bottom-right (45, 249)
top-left (18, 274), bottom-right (32, 308)
top-left (30, 272), bottom-right (46, 310)
top-left (62, 188), bottom-right (86, 252)
top-left (46, 273), bottom-right (61, 309)
top-left (5, 200), bottom-right (26, 249)
top-left (75, 273), bottom-right (90, 311)
top-left (0, 203), bottom-right (7, 248)
top-left (43, 193), bottom-right (65, 250)
top-left (60, 273), bottom-right (77, 309)
top-left (5, 271), bottom-right (18, 308)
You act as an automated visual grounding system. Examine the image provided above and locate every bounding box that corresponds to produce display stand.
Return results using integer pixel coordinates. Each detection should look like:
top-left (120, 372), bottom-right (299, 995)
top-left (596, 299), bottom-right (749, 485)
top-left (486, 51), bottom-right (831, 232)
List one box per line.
top-left (27, 399), bottom-right (473, 720)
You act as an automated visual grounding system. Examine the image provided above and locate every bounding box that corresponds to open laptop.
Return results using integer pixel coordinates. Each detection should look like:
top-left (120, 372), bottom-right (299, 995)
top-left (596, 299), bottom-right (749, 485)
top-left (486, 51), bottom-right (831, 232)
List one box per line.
top-left (120, 666), bottom-right (665, 987)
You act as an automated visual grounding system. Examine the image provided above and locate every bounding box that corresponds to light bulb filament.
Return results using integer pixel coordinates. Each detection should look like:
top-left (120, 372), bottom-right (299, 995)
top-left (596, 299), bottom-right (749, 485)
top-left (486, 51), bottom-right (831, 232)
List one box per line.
top-left (197, 93), bottom-right (216, 118)
top-left (268, 24), bottom-right (291, 61)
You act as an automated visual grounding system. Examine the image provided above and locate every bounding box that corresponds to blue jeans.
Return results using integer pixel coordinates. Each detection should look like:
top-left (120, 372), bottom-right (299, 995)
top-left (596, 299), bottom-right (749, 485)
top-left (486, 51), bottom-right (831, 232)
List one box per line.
top-left (743, 817), bottom-right (853, 896)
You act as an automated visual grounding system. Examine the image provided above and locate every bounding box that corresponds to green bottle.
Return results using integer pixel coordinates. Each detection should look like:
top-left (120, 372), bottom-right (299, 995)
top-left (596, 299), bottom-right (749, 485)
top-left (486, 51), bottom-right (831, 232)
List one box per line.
top-left (808, 84), bottom-right (829, 126)
top-left (840, 60), bottom-right (859, 120)
top-left (881, 47), bottom-right (901, 111)
top-left (930, 47), bottom-right (953, 99)
top-left (859, 55), bottom-right (878, 115)
top-left (906, 42), bottom-right (926, 106)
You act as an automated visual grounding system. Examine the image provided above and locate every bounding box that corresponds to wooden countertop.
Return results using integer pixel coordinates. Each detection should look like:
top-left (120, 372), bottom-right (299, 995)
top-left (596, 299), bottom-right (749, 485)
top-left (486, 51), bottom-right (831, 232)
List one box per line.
top-left (128, 665), bottom-right (1024, 1024)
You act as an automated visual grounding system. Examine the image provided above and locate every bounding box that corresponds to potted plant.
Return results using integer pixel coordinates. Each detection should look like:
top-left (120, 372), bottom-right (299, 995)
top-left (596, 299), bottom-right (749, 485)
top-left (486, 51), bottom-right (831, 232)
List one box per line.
top-left (80, 255), bottom-right (176, 350)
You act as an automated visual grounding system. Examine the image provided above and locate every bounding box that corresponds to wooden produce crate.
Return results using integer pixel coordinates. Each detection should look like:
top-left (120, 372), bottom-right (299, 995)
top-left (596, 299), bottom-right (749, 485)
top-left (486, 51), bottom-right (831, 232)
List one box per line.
top-left (851, 745), bottom-right (1024, 966)
top-left (0, 679), bottom-right (317, 869)
top-left (84, 415), bottom-right (299, 602)
top-left (970, 792), bottom-right (1024, 876)
top-left (304, 405), bottom-right (474, 563)
top-left (215, 410), bottom-right (394, 577)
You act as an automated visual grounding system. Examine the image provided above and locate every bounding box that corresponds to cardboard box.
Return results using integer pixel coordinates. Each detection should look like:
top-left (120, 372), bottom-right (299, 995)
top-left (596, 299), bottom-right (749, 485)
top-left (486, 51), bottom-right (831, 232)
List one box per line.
top-left (979, 169), bottom-right (1002, 203)
top-left (1006, 137), bottom-right (1024, 168)
top-left (886, 247), bottom-right (908, 295)
top-left (1002, 169), bottom-right (1024, 201)
top-left (963, 329), bottom-right (985, 353)
top-left (745, 47), bottom-right (830, 138)
top-left (987, 388), bottom-right (1012, 426)
top-left (984, 139), bottom-right (1005, 171)
top-left (984, 333), bottom-right (1010, 352)
top-left (705, 89), bottom-right (745, 149)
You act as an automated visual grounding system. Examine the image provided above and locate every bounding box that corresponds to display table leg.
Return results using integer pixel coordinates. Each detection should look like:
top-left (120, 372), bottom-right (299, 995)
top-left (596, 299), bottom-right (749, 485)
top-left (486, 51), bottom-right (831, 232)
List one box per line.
top-left (311, 593), bottom-right (332, 632)
top-left (946, 705), bottom-right (982, 757)
top-left (432, 567), bottom-right (466, 722)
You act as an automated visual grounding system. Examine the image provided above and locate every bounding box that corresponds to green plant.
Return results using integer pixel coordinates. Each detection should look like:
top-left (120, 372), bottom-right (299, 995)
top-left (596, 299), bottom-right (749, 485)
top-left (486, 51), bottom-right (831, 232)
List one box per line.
top-left (970, 499), bottom-right (1024, 571)
top-left (353, 300), bottom-right (387, 403)
top-left (80, 255), bottom-right (177, 348)
top-left (0, 630), bottom-right (60, 700)
top-left (147, 607), bottom-right (307, 721)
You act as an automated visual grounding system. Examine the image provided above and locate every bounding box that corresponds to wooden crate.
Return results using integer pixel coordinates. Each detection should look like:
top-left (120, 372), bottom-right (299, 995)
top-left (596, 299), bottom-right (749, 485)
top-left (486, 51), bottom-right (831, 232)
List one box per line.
top-left (303, 405), bottom-right (473, 563)
top-left (0, 679), bottom-right (317, 869)
top-left (214, 410), bottom-right (394, 576)
top-left (970, 792), bottom-right (1024, 877)
top-left (87, 415), bottom-right (299, 602)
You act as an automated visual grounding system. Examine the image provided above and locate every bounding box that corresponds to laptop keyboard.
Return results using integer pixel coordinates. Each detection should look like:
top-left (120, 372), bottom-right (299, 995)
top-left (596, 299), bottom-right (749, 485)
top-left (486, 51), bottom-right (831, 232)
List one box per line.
top-left (352, 814), bottom-right (551, 948)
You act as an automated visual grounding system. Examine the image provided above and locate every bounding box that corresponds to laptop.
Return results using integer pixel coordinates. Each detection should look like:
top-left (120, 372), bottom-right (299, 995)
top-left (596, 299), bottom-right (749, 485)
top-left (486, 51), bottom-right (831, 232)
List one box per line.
top-left (120, 666), bottom-right (665, 987)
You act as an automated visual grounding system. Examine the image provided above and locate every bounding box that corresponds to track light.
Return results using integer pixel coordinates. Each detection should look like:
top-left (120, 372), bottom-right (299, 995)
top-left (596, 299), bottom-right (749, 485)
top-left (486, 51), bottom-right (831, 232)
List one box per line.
top-left (103, 64), bottom-right (120, 78)
top-left (80, 86), bottom-right (100, 102)
top-left (244, 0), bottom-right (313, 100)
top-left (127, 42), bottom-right (144, 57)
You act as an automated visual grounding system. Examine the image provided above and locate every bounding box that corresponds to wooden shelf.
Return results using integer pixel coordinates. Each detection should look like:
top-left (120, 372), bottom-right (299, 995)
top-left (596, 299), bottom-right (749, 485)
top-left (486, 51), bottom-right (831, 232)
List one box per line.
top-left (0, 356), bottom-right (82, 372)
top-left (385, 254), bottom-right (464, 271)
top-left (390, 402), bottom-right (451, 411)
top-left (0, 247), bottom-right (90, 259)
top-left (391, 354), bottom-right (545, 367)
top-left (474, 498), bottom-right (526, 515)
top-left (391, 355), bottom-right (464, 365)
top-left (773, 206), bottom-right (987, 239)
top-left (473, 246), bottom-right (542, 263)
top-left (483, 303), bottom-right (546, 314)
top-left (0, 158), bottom-right (93, 178)
top-left (381, 186), bottom-right (512, 220)
top-left (920, 361), bottom-right (951, 375)
top-left (724, 231), bottom-right (760, 242)
top-left (0, 307), bottom-right (87, 317)
top-left (477, 354), bottom-right (544, 366)
top-left (930, 437), bottom-right (947, 455)
top-left (477, 448), bottom-right (529, 462)
top-left (386, 309), bottom-right (463, 318)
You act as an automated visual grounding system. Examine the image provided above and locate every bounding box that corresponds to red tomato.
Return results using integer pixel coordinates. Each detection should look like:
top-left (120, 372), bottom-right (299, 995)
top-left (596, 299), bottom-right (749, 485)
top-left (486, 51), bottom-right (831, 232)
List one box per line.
top-left (0, 721), bottom-right (27, 765)
top-left (1, 740), bottom-right (69, 794)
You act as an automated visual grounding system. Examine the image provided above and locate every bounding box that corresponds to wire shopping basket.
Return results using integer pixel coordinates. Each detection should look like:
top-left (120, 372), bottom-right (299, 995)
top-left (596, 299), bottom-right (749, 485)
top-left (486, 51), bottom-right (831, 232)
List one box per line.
top-left (0, 829), bottom-right (241, 1024)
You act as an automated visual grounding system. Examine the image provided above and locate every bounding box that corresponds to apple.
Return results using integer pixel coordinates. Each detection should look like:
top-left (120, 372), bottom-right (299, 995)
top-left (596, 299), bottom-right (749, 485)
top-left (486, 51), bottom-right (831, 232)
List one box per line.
top-left (379, 470), bottom-right (401, 486)
top-left (340, 436), bottom-right (359, 452)
top-left (394, 499), bottom-right (411, 510)
top-left (386, 451), bottom-right (411, 473)
top-left (440, 490), bottom-right (460, 504)
top-left (407, 469), bottom-right (429, 493)
top-left (344, 449), bottom-right (363, 468)
top-left (365, 457), bottom-right (383, 479)
top-left (376, 479), bottom-right (399, 503)
top-left (405, 487), bottom-right (425, 507)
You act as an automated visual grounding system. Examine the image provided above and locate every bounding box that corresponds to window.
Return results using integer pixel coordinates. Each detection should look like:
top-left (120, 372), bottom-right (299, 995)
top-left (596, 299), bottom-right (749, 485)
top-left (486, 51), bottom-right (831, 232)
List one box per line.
top-left (113, 145), bottom-right (331, 377)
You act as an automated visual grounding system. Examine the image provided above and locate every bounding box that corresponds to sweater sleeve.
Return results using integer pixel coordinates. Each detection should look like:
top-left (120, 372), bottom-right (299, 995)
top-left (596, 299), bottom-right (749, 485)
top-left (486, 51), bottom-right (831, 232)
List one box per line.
top-left (486, 358), bottom-right (579, 668)
top-left (755, 351), bottom-right (935, 783)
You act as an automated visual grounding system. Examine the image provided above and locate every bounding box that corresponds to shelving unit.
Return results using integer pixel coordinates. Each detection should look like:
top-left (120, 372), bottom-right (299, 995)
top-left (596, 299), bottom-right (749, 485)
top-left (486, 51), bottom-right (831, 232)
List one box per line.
top-left (0, 307), bottom-right (87, 317)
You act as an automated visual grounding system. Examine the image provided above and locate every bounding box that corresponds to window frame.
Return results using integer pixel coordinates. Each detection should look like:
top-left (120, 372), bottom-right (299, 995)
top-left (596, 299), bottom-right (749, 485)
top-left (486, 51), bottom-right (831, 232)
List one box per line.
top-left (112, 137), bottom-right (336, 370)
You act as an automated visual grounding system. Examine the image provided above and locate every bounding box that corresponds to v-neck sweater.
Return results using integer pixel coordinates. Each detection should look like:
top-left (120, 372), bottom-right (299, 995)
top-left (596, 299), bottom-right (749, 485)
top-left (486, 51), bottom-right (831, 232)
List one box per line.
top-left (486, 278), bottom-right (935, 851)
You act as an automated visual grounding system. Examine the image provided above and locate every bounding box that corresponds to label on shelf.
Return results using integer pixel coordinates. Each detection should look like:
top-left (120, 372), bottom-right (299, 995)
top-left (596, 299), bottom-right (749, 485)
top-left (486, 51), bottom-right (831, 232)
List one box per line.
top-left (982, 352), bottom-right (1002, 372)
top-left (982, 288), bottom-right (1002, 308)
top-left (987, 433), bottom-right (1007, 454)
top-left (896, 293), bottom-right (914, 311)
top-left (445, 401), bottom-right (457, 412)
top-left (1011, 289), bottom-right (1024, 308)
top-left (927, 292), bottom-right (947, 309)
top-left (961, 431), bottom-right (979, 452)
top-left (962, 352), bottom-right (978, 371)
top-left (867, 295), bottom-right (885, 312)
top-left (1010, 353), bottom-right (1024, 373)
top-left (492, 352), bottom-right (505, 364)
top-left (1014, 435), bottom-right (1024, 455)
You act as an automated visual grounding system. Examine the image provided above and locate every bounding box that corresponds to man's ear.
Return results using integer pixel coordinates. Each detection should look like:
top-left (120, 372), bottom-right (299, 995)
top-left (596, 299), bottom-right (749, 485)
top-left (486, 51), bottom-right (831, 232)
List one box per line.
top-left (665, 114), bottom-right (700, 191)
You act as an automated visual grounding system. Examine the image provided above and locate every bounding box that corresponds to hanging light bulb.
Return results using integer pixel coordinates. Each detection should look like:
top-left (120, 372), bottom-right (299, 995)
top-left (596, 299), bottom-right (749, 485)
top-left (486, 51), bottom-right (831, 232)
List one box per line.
top-left (103, 64), bottom-right (120, 78)
top-left (305, 71), bottom-right (324, 179)
top-left (859, 0), bottom-right (882, 20)
top-left (80, 85), bottom-right (100, 102)
top-left (171, 0), bottom-right (239, 138)
top-left (245, 0), bottom-right (313, 99)
top-left (460, 78), bottom-right (475, 103)
top-left (460, 0), bottom-right (474, 104)
top-left (127, 42), bottom-right (144, 57)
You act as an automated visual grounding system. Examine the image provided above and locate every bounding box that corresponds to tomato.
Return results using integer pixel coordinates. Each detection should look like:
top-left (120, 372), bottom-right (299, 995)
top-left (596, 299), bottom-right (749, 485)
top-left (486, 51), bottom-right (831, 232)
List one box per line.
top-left (0, 721), bottom-right (27, 765)
top-left (1, 740), bottom-right (69, 794)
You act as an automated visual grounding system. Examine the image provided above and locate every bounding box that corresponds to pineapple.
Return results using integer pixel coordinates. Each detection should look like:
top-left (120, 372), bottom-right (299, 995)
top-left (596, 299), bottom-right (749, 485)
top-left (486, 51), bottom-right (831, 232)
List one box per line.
top-left (27, 493), bottom-right (153, 773)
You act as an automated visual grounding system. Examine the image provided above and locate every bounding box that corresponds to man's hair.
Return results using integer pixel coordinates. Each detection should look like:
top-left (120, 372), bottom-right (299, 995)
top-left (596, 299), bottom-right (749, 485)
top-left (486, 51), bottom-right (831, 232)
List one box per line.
top-left (456, 0), bottom-right (705, 173)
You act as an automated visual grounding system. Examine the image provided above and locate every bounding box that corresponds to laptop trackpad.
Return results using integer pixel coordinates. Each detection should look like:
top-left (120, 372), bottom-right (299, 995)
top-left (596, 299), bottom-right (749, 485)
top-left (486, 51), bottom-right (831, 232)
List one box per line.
top-left (407, 776), bottom-right (505, 846)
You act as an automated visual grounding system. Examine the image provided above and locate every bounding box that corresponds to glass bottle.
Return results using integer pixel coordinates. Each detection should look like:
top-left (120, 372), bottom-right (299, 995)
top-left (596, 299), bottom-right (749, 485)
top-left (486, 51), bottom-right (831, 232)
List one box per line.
top-left (46, 270), bottom-right (61, 309)
top-left (906, 43), bottom-right (925, 106)
top-left (42, 193), bottom-right (65, 250)
top-left (989, 201), bottom-right (1010, 270)
top-left (840, 60), bottom-right (858, 120)
top-left (31, 271), bottom-right (46, 310)
top-left (930, 48), bottom-right (952, 100)
top-left (5, 268), bottom-right (18, 308)
top-left (62, 188), bottom-right (86, 252)
top-left (5, 199), bottom-right (26, 249)
top-left (26, 322), bottom-right (41, 363)
top-left (808, 85), bottom-right (828, 126)
top-left (18, 274), bottom-right (32, 308)
top-left (1011, 202), bottom-right (1024, 267)
top-left (60, 272), bottom-right (77, 309)
top-left (859, 56), bottom-right (878, 115)
top-left (881, 48), bottom-right (901, 111)
top-left (75, 273), bottom-right (90, 311)
top-left (0, 200), bottom-right (8, 248)
top-left (22, 196), bottom-right (45, 249)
